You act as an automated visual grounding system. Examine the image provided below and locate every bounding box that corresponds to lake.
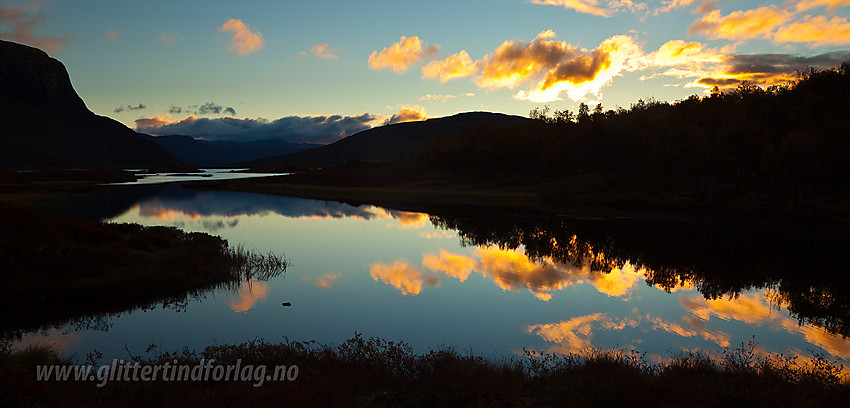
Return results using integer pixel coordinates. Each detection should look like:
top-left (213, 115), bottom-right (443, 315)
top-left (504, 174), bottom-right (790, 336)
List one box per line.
top-left (11, 177), bottom-right (850, 366)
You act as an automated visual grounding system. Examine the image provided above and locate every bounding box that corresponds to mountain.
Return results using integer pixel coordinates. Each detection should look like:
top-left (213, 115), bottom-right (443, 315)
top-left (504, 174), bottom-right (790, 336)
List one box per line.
top-left (0, 40), bottom-right (179, 169)
top-left (248, 111), bottom-right (533, 169)
top-left (143, 135), bottom-right (321, 167)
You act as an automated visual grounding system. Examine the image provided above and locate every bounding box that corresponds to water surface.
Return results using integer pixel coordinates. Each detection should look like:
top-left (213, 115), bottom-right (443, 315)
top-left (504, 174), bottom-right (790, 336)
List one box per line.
top-left (15, 182), bottom-right (850, 366)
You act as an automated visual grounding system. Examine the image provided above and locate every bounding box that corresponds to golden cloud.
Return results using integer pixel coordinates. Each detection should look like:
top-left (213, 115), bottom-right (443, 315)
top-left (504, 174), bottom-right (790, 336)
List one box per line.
top-left (527, 313), bottom-right (640, 354)
top-left (795, 0), bottom-right (850, 11)
top-left (218, 19), bottom-right (265, 56)
top-left (311, 43), bottom-right (341, 60)
top-left (106, 30), bottom-right (121, 43)
top-left (774, 15), bottom-right (850, 46)
top-left (469, 31), bottom-right (642, 102)
top-left (422, 50), bottom-right (479, 82)
top-left (368, 36), bottom-right (440, 73)
top-left (422, 246), bottom-right (644, 301)
top-left (229, 280), bottom-right (269, 313)
top-left (315, 272), bottom-right (343, 289)
top-left (688, 7), bottom-right (790, 41)
top-left (422, 250), bottom-right (477, 282)
top-left (370, 260), bottom-right (439, 295)
top-left (645, 39), bottom-right (724, 67)
top-left (383, 105), bottom-right (428, 125)
top-left (530, 0), bottom-right (646, 17)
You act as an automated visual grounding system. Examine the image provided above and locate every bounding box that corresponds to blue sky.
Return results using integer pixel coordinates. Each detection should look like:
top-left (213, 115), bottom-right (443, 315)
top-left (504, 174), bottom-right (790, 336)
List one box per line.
top-left (2, 0), bottom-right (850, 142)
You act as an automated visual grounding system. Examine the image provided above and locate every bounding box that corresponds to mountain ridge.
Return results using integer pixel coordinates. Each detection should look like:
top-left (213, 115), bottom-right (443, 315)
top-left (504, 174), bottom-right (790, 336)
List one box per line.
top-left (0, 40), bottom-right (179, 169)
top-left (248, 111), bottom-right (533, 169)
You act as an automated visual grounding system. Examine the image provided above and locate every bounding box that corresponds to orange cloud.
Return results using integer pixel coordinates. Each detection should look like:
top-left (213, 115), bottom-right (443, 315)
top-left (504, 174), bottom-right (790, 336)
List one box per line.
top-left (422, 250), bottom-right (477, 282)
top-left (423, 246), bottom-right (644, 301)
top-left (422, 50), bottom-right (479, 82)
top-left (655, 0), bottom-right (699, 14)
top-left (795, 0), bottom-right (850, 11)
top-left (473, 31), bottom-right (642, 102)
top-left (688, 7), bottom-right (790, 41)
top-left (679, 291), bottom-right (850, 358)
top-left (527, 313), bottom-right (640, 354)
top-left (368, 36), bottom-right (439, 73)
top-left (383, 105), bottom-right (428, 125)
top-left (218, 19), bottom-right (265, 56)
top-left (646, 39), bottom-right (723, 66)
top-left (530, 0), bottom-right (646, 17)
top-left (315, 272), bottom-right (342, 289)
top-left (370, 260), bottom-right (439, 295)
top-left (311, 43), bottom-right (341, 60)
top-left (774, 15), bottom-right (850, 46)
top-left (229, 280), bottom-right (269, 313)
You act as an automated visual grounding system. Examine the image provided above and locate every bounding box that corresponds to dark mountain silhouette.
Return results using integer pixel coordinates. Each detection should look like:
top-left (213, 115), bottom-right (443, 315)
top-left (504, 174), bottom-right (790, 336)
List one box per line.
top-left (143, 134), bottom-right (320, 167)
top-left (248, 112), bottom-right (533, 169)
top-left (0, 40), bottom-right (178, 169)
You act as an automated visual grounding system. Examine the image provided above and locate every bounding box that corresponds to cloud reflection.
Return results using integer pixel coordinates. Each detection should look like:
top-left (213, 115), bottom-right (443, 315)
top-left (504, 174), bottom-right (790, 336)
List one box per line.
top-left (370, 260), bottom-right (439, 295)
top-left (228, 280), bottom-right (269, 313)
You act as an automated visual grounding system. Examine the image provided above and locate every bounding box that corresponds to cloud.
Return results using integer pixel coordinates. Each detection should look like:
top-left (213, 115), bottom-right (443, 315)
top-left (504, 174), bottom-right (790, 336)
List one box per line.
top-left (383, 105), bottom-right (428, 125)
top-left (422, 246), bottom-right (645, 301)
top-left (795, 0), bottom-right (850, 11)
top-left (105, 30), bottom-right (120, 43)
top-left (527, 313), bottom-right (641, 354)
top-left (688, 7), bottom-right (790, 41)
top-left (218, 19), bottom-right (264, 56)
top-left (168, 105), bottom-right (182, 114)
top-left (196, 102), bottom-right (235, 116)
top-left (695, 51), bottom-right (850, 88)
top-left (774, 15), bottom-right (850, 46)
top-left (113, 103), bottom-right (146, 113)
top-left (0, 4), bottom-right (71, 53)
top-left (369, 260), bottom-right (439, 295)
top-left (422, 50), bottom-right (479, 82)
top-left (368, 35), bottom-right (440, 73)
top-left (419, 94), bottom-right (458, 102)
top-left (315, 272), bottom-right (342, 289)
top-left (530, 0), bottom-right (647, 17)
top-left (310, 43), bottom-right (341, 60)
top-left (135, 113), bottom-right (376, 144)
top-left (228, 280), bottom-right (269, 313)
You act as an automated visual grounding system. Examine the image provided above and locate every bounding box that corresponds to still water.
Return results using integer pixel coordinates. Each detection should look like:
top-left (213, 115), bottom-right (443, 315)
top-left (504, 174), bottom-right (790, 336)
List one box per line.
top-left (16, 180), bottom-right (850, 365)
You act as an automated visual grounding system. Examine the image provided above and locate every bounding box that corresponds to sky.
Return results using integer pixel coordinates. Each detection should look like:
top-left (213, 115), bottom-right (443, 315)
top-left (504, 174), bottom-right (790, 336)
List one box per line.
top-left (2, 0), bottom-right (850, 143)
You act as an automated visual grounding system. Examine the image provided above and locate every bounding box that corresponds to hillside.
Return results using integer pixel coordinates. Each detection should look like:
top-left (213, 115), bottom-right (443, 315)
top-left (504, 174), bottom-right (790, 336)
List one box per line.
top-left (248, 111), bottom-right (532, 169)
top-left (0, 40), bottom-right (179, 169)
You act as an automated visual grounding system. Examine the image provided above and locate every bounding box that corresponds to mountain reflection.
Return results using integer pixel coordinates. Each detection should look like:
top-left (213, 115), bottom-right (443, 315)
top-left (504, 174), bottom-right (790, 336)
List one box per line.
top-left (123, 183), bottom-right (429, 226)
top-left (428, 210), bottom-right (850, 338)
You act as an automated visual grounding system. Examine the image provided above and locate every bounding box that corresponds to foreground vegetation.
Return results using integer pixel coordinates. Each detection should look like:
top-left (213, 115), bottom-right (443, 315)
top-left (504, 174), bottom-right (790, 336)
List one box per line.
top-left (1, 334), bottom-right (847, 407)
top-left (0, 201), bottom-right (286, 333)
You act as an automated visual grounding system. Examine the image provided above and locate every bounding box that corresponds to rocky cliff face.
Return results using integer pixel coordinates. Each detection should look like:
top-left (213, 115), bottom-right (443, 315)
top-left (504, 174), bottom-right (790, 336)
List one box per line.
top-left (0, 40), bottom-right (179, 169)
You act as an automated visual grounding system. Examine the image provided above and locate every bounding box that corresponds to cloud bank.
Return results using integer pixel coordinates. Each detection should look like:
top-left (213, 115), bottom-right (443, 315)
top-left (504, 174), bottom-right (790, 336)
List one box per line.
top-left (135, 113), bottom-right (377, 144)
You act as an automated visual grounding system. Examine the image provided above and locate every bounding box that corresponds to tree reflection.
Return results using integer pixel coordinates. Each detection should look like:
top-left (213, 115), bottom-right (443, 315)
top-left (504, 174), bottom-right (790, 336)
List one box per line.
top-left (428, 209), bottom-right (850, 337)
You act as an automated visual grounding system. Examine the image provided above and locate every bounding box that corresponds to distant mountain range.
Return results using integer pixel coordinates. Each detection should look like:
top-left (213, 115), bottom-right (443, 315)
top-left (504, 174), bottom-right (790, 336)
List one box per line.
top-left (142, 135), bottom-right (320, 167)
top-left (0, 40), bottom-right (178, 169)
top-left (248, 112), bottom-right (533, 169)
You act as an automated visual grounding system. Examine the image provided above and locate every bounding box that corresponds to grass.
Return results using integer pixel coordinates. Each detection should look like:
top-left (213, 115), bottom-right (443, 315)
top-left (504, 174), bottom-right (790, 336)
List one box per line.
top-left (0, 335), bottom-right (847, 407)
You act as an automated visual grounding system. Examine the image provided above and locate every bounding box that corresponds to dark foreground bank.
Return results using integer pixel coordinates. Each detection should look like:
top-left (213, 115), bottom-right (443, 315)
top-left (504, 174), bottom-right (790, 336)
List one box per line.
top-left (1, 334), bottom-right (847, 407)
